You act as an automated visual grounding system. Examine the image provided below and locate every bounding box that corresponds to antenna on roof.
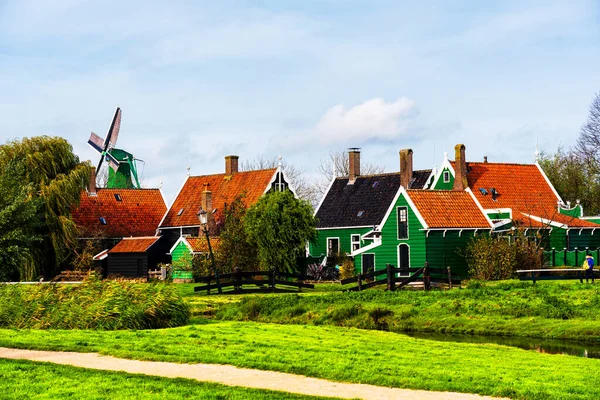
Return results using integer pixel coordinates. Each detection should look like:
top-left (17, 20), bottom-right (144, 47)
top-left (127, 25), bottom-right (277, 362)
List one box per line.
top-left (534, 137), bottom-right (540, 162)
top-left (186, 166), bottom-right (191, 176)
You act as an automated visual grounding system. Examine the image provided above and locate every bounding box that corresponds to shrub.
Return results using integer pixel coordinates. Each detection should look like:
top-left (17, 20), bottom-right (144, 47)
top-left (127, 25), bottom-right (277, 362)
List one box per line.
top-left (0, 274), bottom-right (190, 330)
top-left (339, 257), bottom-right (356, 281)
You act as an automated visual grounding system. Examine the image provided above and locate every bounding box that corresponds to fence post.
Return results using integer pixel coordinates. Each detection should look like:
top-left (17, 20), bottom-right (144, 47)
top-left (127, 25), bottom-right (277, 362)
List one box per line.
top-left (575, 247), bottom-right (579, 268)
top-left (563, 248), bottom-right (567, 266)
top-left (357, 273), bottom-right (363, 291)
top-left (552, 248), bottom-right (555, 267)
top-left (270, 270), bottom-right (276, 293)
top-left (446, 266), bottom-right (452, 289)
top-left (234, 267), bottom-right (241, 294)
top-left (424, 262), bottom-right (431, 291)
top-left (386, 264), bottom-right (395, 291)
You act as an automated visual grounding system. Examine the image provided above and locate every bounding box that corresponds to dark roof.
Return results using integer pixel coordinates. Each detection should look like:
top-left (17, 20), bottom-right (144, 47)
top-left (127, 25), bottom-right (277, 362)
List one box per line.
top-left (316, 173), bottom-right (401, 228)
top-left (410, 169), bottom-right (432, 189)
top-left (73, 189), bottom-right (166, 238)
top-left (109, 237), bottom-right (161, 253)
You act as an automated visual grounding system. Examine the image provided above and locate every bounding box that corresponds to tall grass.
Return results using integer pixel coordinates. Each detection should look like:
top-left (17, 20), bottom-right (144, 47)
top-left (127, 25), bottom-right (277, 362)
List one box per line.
top-left (0, 276), bottom-right (190, 329)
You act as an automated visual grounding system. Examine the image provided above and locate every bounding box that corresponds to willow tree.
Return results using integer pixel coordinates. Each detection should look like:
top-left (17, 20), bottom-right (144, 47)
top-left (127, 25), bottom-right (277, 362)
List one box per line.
top-left (0, 136), bottom-right (91, 280)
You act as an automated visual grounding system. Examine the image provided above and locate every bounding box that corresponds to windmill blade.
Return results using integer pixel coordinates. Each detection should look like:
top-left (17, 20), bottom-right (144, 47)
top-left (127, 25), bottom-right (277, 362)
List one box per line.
top-left (105, 151), bottom-right (120, 172)
top-left (87, 132), bottom-right (105, 153)
top-left (105, 107), bottom-right (122, 150)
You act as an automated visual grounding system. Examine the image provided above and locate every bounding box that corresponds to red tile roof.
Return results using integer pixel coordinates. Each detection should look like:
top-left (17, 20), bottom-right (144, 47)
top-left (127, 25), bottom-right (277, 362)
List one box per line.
top-left (160, 169), bottom-right (277, 228)
top-left (186, 237), bottom-right (221, 253)
top-left (109, 237), bottom-right (160, 253)
top-left (407, 190), bottom-right (492, 229)
top-left (450, 162), bottom-right (596, 228)
top-left (72, 189), bottom-right (166, 238)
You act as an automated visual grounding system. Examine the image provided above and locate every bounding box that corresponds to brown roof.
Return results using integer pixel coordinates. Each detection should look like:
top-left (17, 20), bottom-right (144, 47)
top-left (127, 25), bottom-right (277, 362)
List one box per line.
top-left (407, 190), bottom-right (492, 229)
top-left (451, 162), bottom-right (597, 228)
top-left (109, 237), bottom-right (160, 253)
top-left (160, 169), bottom-right (277, 228)
top-left (186, 237), bottom-right (221, 253)
top-left (72, 189), bottom-right (166, 238)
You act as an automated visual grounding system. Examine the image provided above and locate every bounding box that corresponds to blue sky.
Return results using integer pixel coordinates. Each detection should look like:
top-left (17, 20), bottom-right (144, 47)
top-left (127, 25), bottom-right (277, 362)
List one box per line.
top-left (1, 0), bottom-right (599, 202)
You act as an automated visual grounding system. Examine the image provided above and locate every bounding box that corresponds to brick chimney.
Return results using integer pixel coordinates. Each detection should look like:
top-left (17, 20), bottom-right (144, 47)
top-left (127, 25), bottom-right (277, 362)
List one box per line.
top-left (452, 144), bottom-right (468, 191)
top-left (201, 183), bottom-right (212, 212)
top-left (225, 155), bottom-right (239, 176)
top-left (89, 167), bottom-right (97, 196)
top-left (348, 148), bottom-right (361, 183)
top-left (399, 149), bottom-right (413, 189)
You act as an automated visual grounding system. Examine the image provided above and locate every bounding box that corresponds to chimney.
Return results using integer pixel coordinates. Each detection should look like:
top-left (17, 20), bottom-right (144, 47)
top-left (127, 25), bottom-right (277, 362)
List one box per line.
top-left (201, 183), bottom-right (212, 212)
top-left (452, 144), bottom-right (468, 191)
top-left (399, 149), bottom-right (413, 189)
top-left (348, 148), bottom-right (361, 182)
top-left (483, 156), bottom-right (488, 163)
top-left (89, 167), bottom-right (97, 196)
top-left (225, 155), bottom-right (239, 176)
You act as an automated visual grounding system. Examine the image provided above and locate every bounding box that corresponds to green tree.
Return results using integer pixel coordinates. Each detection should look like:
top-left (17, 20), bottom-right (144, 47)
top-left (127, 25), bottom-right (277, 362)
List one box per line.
top-left (217, 194), bottom-right (260, 273)
top-left (0, 136), bottom-right (91, 280)
top-left (245, 190), bottom-right (317, 273)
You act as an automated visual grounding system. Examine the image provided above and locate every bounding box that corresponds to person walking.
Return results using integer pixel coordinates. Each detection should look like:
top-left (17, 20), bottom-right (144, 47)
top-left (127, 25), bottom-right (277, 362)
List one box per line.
top-left (585, 255), bottom-right (595, 283)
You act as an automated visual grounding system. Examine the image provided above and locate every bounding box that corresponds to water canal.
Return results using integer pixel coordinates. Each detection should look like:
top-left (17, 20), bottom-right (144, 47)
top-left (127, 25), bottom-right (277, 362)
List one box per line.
top-left (405, 332), bottom-right (600, 359)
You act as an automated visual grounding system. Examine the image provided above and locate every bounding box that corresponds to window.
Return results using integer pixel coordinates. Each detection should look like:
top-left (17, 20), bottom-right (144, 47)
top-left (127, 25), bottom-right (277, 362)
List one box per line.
top-left (443, 171), bottom-right (450, 183)
top-left (327, 238), bottom-right (340, 257)
top-left (357, 210), bottom-right (364, 218)
top-left (114, 193), bottom-right (122, 201)
top-left (177, 208), bottom-right (184, 216)
top-left (372, 181), bottom-right (379, 188)
top-left (397, 207), bottom-right (408, 239)
top-left (351, 234), bottom-right (360, 252)
top-left (99, 217), bottom-right (107, 225)
top-left (479, 188), bottom-right (488, 195)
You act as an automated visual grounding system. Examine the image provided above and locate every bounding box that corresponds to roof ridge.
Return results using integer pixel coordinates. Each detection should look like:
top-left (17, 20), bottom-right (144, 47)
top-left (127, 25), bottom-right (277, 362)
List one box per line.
top-left (96, 188), bottom-right (162, 191)
top-left (450, 160), bottom-right (536, 167)
top-left (191, 168), bottom-right (277, 179)
top-left (123, 236), bottom-right (160, 239)
top-left (335, 172), bottom-right (400, 180)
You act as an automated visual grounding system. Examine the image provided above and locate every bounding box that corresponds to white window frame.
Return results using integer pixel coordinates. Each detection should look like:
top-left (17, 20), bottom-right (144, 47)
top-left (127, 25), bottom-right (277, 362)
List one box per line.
top-left (397, 206), bottom-right (409, 240)
top-left (327, 237), bottom-right (340, 257)
top-left (351, 234), bottom-right (360, 252)
top-left (443, 170), bottom-right (450, 183)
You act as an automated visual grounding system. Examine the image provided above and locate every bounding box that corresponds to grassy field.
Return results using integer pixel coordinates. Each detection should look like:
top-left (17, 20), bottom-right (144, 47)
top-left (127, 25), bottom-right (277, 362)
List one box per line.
top-left (0, 358), bottom-right (335, 399)
top-left (181, 280), bottom-right (600, 341)
top-left (1, 319), bottom-right (599, 400)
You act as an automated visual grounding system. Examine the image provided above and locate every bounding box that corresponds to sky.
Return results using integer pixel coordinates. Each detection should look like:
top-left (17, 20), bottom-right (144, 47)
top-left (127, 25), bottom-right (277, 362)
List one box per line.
top-left (1, 0), bottom-right (599, 204)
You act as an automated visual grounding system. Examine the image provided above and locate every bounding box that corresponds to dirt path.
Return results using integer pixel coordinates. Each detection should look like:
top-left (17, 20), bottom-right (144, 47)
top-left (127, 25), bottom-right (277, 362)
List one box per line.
top-left (0, 347), bottom-right (508, 400)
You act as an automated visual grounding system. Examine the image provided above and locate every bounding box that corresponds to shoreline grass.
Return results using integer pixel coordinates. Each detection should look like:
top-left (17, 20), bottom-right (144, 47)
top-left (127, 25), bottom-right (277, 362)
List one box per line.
top-left (1, 319), bottom-right (599, 399)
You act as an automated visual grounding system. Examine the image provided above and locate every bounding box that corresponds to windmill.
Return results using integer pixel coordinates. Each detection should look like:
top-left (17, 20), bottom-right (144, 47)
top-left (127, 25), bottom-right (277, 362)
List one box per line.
top-left (87, 107), bottom-right (143, 189)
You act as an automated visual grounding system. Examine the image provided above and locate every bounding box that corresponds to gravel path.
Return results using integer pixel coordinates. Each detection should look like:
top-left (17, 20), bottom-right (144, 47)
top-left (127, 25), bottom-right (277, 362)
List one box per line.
top-left (0, 347), bottom-right (508, 400)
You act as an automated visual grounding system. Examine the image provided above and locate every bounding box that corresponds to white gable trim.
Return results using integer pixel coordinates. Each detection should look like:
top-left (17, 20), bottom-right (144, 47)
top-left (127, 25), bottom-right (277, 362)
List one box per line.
top-left (168, 236), bottom-right (193, 255)
top-left (351, 240), bottom-right (382, 256)
top-left (158, 174), bottom-right (190, 228)
top-left (429, 154), bottom-right (455, 190)
top-left (263, 166), bottom-right (297, 197)
top-left (399, 187), bottom-right (429, 229)
top-left (313, 176), bottom-right (337, 217)
top-left (466, 188), bottom-right (495, 229)
top-left (522, 213), bottom-right (567, 229)
top-left (535, 161), bottom-right (564, 204)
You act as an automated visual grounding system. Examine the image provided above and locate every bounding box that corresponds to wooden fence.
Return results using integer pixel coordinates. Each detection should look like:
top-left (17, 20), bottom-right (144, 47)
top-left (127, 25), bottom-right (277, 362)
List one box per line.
top-left (194, 268), bottom-right (314, 294)
top-left (340, 263), bottom-right (458, 292)
top-left (517, 268), bottom-right (599, 283)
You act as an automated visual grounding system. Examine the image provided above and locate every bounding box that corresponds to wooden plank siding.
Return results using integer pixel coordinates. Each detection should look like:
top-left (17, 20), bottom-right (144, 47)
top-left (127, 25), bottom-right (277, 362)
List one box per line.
top-left (355, 193), bottom-right (427, 276)
top-left (310, 227), bottom-right (372, 257)
top-left (107, 253), bottom-right (148, 278)
top-left (425, 230), bottom-right (475, 277)
top-left (171, 241), bottom-right (191, 264)
top-left (434, 167), bottom-right (454, 190)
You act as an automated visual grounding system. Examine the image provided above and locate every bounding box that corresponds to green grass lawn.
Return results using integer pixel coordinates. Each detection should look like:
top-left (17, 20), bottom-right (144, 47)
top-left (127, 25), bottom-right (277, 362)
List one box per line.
top-left (200, 280), bottom-right (600, 341)
top-left (0, 358), bottom-right (336, 399)
top-left (1, 319), bottom-right (599, 400)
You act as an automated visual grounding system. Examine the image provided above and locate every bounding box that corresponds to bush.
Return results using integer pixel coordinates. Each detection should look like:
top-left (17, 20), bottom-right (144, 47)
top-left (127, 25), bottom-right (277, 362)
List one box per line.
top-left (0, 274), bottom-right (190, 329)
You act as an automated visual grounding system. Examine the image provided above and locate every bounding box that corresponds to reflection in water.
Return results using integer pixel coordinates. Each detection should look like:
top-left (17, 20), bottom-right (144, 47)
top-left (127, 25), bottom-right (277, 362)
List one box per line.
top-left (405, 332), bottom-right (600, 359)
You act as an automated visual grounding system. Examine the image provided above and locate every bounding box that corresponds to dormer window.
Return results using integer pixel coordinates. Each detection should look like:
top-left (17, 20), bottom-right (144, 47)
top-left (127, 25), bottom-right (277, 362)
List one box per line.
top-left (443, 171), bottom-right (450, 183)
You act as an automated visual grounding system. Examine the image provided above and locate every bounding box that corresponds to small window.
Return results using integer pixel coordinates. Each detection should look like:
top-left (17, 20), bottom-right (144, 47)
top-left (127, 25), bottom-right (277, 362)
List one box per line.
top-left (397, 207), bottom-right (408, 239)
top-left (357, 210), bottom-right (365, 217)
top-left (177, 208), bottom-right (184, 216)
top-left (443, 171), bottom-right (450, 183)
top-left (327, 238), bottom-right (340, 257)
top-left (479, 188), bottom-right (488, 195)
top-left (372, 181), bottom-right (379, 188)
top-left (99, 217), bottom-right (107, 225)
top-left (114, 193), bottom-right (122, 202)
top-left (351, 234), bottom-right (360, 252)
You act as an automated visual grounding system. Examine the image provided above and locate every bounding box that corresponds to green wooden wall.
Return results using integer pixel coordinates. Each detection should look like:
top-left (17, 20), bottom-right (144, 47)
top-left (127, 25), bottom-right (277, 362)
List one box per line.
top-left (487, 212), bottom-right (511, 220)
top-left (354, 193), bottom-right (426, 274)
top-left (171, 241), bottom-right (191, 264)
top-left (309, 227), bottom-right (372, 257)
top-left (425, 230), bottom-right (475, 277)
top-left (434, 167), bottom-right (454, 190)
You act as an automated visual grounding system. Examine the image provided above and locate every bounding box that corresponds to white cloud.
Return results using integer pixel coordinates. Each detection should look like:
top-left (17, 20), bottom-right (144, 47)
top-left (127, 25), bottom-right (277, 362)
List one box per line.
top-left (313, 97), bottom-right (418, 145)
